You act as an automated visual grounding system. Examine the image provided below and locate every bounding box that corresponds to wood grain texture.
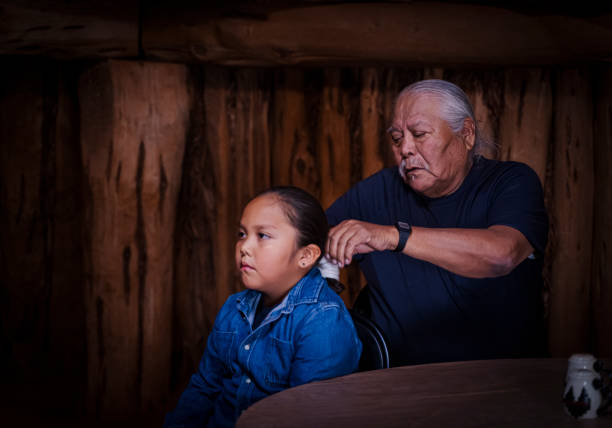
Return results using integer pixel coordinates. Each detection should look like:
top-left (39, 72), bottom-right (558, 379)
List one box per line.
top-left (0, 0), bottom-right (138, 58)
top-left (0, 60), bottom-right (86, 411)
top-left (202, 68), bottom-right (272, 311)
top-left (271, 69), bottom-right (319, 193)
top-left (142, 3), bottom-right (612, 66)
top-left (0, 63), bottom-right (46, 382)
top-left (237, 359), bottom-right (612, 427)
top-left (547, 69), bottom-right (594, 357)
top-left (498, 69), bottom-right (552, 184)
top-left (359, 68), bottom-right (385, 179)
top-left (171, 66), bottom-right (217, 390)
top-left (79, 60), bottom-right (189, 417)
top-left (317, 69), bottom-right (354, 210)
top-left (592, 67), bottom-right (612, 358)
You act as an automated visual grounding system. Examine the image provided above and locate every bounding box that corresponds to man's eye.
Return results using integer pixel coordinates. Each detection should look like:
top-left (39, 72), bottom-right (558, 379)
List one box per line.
top-left (390, 134), bottom-right (403, 145)
top-left (412, 131), bottom-right (426, 138)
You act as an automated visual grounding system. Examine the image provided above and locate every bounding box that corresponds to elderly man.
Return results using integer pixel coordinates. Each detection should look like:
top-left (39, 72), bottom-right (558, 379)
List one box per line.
top-left (326, 79), bottom-right (548, 366)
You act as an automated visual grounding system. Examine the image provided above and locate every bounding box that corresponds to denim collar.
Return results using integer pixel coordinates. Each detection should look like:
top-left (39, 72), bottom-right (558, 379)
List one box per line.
top-left (236, 268), bottom-right (326, 321)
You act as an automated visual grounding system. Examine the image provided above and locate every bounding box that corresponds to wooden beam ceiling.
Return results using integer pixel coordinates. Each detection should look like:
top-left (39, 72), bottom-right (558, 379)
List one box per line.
top-left (1, 1), bottom-right (611, 65)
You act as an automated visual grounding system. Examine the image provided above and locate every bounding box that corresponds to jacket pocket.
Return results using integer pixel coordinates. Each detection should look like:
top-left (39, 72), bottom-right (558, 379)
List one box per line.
top-left (212, 330), bottom-right (236, 373)
top-left (264, 336), bottom-right (293, 388)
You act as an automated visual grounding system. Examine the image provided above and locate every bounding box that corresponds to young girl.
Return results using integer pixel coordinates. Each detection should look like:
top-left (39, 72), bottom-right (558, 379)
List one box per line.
top-left (165, 186), bottom-right (362, 427)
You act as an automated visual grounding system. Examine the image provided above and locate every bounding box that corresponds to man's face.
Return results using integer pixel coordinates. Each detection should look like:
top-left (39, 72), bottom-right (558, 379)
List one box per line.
top-left (388, 93), bottom-right (474, 198)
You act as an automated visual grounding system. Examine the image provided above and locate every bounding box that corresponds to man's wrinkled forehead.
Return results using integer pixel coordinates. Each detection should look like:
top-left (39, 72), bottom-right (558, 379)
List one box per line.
top-left (392, 92), bottom-right (443, 125)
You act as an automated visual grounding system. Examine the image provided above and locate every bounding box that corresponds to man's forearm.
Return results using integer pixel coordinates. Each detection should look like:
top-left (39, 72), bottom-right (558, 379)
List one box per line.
top-left (402, 225), bottom-right (533, 278)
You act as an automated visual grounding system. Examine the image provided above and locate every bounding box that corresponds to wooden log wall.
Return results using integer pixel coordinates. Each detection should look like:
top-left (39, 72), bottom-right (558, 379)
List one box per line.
top-left (1, 58), bottom-right (611, 423)
top-left (0, 59), bottom-right (86, 417)
top-left (548, 70), bottom-right (595, 357)
top-left (78, 60), bottom-right (189, 418)
top-left (592, 67), bottom-right (612, 358)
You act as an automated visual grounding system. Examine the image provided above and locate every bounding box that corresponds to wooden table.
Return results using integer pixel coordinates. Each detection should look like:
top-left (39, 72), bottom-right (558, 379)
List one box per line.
top-left (236, 358), bottom-right (612, 427)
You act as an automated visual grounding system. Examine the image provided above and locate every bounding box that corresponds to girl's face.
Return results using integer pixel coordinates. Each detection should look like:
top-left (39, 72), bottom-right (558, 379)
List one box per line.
top-left (236, 194), bottom-right (310, 305)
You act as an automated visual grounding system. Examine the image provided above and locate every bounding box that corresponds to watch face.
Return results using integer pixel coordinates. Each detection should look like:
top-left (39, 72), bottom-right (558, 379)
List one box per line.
top-left (397, 221), bottom-right (411, 230)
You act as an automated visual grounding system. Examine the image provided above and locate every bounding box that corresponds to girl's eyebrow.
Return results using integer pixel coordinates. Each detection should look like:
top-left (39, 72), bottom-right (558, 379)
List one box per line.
top-left (240, 223), bottom-right (279, 230)
top-left (255, 224), bottom-right (278, 230)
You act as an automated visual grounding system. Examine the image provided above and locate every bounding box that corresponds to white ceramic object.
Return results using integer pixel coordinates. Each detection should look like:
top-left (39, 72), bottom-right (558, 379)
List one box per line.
top-left (567, 353), bottom-right (597, 374)
top-left (563, 368), bottom-right (603, 419)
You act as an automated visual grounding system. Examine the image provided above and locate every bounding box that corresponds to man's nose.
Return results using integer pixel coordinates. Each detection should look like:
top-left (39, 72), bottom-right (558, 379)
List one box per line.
top-left (399, 135), bottom-right (416, 157)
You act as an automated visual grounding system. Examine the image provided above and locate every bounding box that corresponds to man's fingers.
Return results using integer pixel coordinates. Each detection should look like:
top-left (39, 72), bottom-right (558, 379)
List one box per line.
top-left (326, 220), bottom-right (381, 267)
top-left (334, 224), bottom-right (354, 268)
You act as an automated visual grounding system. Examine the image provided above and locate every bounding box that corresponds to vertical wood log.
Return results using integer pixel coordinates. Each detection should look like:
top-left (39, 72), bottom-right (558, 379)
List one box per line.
top-left (272, 69), bottom-right (318, 193)
top-left (0, 59), bottom-right (85, 410)
top-left (171, 66), bottom-right (217, 390)
top-left (0, 63), bottom-right (46, 381)
top-left (423, 67), bottom-right (444, 80)
top-left (79, 60), bottom-right (189, 417)
top-left (203, 67), bottom-right (272, 311)
top-left (360, 68), bottom-right (385, 179)
top-left (592, 68), bottom-right (612, 358)
top-left (498, 69), bottom-right (552, 184)
top-left (46, 64), bottom-right (86, 401)
top-left (318, 69), bottom-right (353, 210)
top-left (202, 68), bottom-right (235, 312)
top-left (548, 69), bottom-right (594, 357)
top-left (234, 69), bottom-right (271, 203)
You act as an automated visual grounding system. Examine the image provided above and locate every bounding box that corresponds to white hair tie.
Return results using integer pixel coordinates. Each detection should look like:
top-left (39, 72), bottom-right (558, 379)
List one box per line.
top-left (317, 257), bottom-right (340, 280)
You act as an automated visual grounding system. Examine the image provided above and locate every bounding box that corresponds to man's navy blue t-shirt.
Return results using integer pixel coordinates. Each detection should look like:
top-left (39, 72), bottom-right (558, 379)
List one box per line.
top-left (326, 157), bottom-right (548, 366)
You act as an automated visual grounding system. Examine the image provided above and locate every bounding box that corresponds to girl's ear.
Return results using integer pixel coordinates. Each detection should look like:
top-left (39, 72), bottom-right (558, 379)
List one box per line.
top-left (298, 244), bottom-right (322, 269)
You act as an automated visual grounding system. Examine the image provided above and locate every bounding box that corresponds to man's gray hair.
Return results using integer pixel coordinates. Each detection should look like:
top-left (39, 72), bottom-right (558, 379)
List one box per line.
top-left (398, 79), bottom-right (493, 157)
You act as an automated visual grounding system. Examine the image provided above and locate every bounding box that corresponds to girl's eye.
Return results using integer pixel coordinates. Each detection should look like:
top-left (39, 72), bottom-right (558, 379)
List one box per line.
top-left (238, 231), bottom-right (246, 239)
top-left (258, 233), bottom-right (269, 239)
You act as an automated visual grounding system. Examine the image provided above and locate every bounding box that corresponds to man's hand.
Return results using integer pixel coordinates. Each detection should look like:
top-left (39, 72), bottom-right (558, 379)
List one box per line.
top-left (325, 220), bottom-right (398, 268)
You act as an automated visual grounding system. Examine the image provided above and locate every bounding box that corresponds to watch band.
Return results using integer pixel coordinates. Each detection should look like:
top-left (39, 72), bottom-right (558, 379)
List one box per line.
top-left (394, 221), bottom-right (412, 252)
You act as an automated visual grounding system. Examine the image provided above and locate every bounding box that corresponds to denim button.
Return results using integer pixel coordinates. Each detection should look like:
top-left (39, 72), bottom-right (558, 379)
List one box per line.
top-left (245, 377), bottom-right (251, 384)
top-left (244, 344), bottom-right (250, 351)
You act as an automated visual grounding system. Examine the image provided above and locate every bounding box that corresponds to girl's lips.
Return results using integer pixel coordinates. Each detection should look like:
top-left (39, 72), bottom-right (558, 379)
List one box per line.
top-left (240, 262), bottom-right (254, 271)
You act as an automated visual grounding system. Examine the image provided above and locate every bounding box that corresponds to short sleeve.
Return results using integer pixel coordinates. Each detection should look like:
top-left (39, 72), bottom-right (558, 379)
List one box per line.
top-left (487, 163), bottom-right (548, 256)
top-left (326, 190), bottom-right (353, 227)
top-left (326, 168), bottom-right (395, 227)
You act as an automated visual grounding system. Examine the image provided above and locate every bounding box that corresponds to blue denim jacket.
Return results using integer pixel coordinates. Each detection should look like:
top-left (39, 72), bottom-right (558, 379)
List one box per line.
top-left (164, 268), bottom-right (362, 427)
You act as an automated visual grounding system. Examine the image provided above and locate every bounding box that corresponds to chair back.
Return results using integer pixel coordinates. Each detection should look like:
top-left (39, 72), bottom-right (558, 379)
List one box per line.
top-left (349, 309), bottom-right (390, 371)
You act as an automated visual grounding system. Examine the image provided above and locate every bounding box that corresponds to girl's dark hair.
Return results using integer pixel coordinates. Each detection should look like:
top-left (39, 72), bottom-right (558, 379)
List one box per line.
top-left (254, 186), bottom-right (329, 259)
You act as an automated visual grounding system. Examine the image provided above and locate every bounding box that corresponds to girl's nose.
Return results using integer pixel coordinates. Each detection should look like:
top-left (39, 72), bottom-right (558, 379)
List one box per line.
top-left (239, 242), bottom-right (251, 257)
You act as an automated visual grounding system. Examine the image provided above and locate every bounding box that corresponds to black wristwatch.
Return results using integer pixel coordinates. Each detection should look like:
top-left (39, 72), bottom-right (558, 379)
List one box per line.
top-left (394, 221), bottom-right (412, 252)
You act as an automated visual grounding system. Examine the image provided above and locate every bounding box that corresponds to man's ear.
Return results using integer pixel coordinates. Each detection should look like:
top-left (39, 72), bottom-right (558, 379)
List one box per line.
top-left (298, 244), bottom-right (322, 270)
top-left (461, 118), bottom-right (476, 151)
